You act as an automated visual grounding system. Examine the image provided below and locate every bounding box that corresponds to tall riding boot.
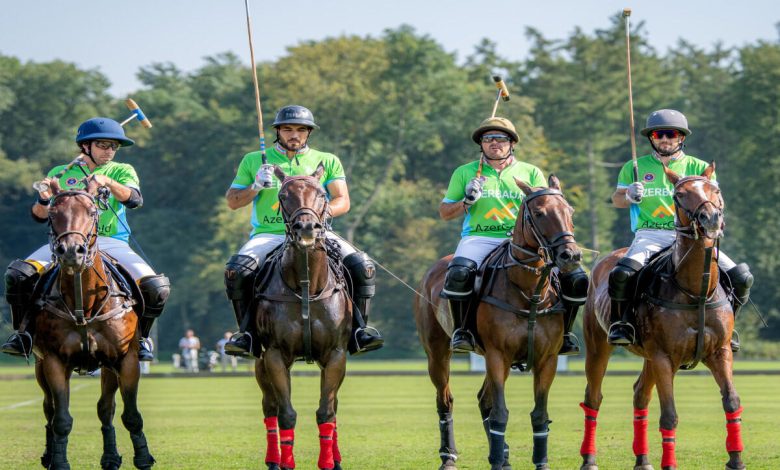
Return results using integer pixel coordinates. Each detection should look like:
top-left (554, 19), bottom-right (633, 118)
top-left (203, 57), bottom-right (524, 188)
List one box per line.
top-left (607, 299), bottom-right (635, 345)
top-left (348, 297), bottom-right (384, 355)
top-left (559, 267), bottom-right (587, 355)
top-left (726, 263), bottom-right (753, 353)
top-left (559, 305), bottom-right (580, 355)
top-left (137, 316), bottom-right (156, 362)
top-left (344, 252), bottom-right (383, 356)
top-left (2, 260), bottom-right (40, 357)
top-left (136, 274), bottom-right (170, 362)
top-left (607, 259), bottom-right (641, 346)
top-left (449, 299), bottom-right (475, 353)
top-left (224, 254), bottom-right (259, 358)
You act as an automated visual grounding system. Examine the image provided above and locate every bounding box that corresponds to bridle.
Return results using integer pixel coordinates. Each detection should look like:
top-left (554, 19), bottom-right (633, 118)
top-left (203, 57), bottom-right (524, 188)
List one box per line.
top-left (672, 176), bottom-right (724, 240)
top-left (278, 175), bottom-right (330, 244)
top-left (48, 190), bottom-right (100, 269)
top-left (508, 188), bottom-right (576, 270)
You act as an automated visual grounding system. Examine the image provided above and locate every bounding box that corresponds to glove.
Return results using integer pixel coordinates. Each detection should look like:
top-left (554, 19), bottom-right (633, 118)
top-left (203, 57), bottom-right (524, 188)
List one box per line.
top-left (625, 181), bottom-right (644, 204)
top-left (463, 176), bottom-right (485, 206)
top-left (251, 164), bottom-right (274, 190)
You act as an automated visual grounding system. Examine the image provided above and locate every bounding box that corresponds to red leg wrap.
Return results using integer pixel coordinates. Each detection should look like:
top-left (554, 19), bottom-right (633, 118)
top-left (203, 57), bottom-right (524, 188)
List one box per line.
top-left (725, 406), bottom-right (744, 453)
top-left (318, 422), bottom-right (336, 469)
top-left (660, 428), bottom-right (677, 468)
top-left (280, 428), bottom-right (295, 469)
top-left (633, 408), bottom-right (649, 457)
top-left (264, 417), bottom-right (281, 465)
top-left (332, 421), bottom-right (342, 463)
top-left (579, 402), bottom-right (599, 456)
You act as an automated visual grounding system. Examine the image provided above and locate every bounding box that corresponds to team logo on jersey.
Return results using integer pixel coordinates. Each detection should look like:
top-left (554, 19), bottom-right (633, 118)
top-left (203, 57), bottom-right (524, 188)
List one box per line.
top-left (652, 205), bottom-right (674, 218)
top-left (66, 177), bottom-right (78, 186)
top-left (643, 173), bottom-right (655, 182)
top-left (483, 202), bottom-right (516, 222)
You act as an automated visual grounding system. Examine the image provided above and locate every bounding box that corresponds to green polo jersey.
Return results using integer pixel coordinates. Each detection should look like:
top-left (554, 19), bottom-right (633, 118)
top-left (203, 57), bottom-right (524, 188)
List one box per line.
top-left (230, 146), bottom-right (346, 238)
top-left (48, 160), bottom-right (140, 242)
top-left (443, 159), bottom-right (547, 238)
top-left (617, 153), bottom-right (715, 232)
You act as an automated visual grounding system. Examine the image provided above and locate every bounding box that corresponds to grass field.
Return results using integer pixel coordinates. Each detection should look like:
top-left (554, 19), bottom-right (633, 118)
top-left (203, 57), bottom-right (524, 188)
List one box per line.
top-left (0, 362), bottom-right (778, 469)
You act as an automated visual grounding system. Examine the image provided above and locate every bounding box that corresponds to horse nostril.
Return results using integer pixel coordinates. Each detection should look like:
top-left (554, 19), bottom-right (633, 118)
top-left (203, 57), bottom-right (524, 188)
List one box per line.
top-left (292, 221), bottom-right (304, 231)
top-left (573, 251), bottom-right (582, 262)
top-left (76, 245), bottom-right (87, 255)
top-left (55, 245), bottom-right (66, 256)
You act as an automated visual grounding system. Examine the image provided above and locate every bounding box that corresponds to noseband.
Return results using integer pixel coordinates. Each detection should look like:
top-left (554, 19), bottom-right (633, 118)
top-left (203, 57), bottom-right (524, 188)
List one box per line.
top-left (672, 176), bottom-right (724, 240)
top-left (509, 188), bottom-right (576, 266)
top-left (48, 190), bottom-right (100, 268)
top-left (278, 176), bottom-right (329, 241)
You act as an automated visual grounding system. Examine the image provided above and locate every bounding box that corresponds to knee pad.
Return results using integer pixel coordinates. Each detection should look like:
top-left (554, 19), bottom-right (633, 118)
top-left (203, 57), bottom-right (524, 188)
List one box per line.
top-left (443, 257), bottom-right (478, 300)
top-left (5, 259), bottom-right (41, 305)
top-left (608, 258), bottom-right (643, 301)
top-left (726, 263), bottom-right (753, 297)
top-left (138, 274), bottom-right (171, 317)
top-left (560, 267), bottom-right (589, 306)
top-left (343, 251), bottom-right (375, 298)
top-left (225, 254), bottom-right (259, 300)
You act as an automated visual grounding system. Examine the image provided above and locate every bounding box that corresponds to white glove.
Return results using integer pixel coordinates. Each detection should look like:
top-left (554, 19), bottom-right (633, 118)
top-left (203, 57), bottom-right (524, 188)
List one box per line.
top-left (251, 164), bottom-right (274, 190)
top-left (625, 181), bottom-right (644, 204)
top-left (464, 177), bottom-right (485, 206)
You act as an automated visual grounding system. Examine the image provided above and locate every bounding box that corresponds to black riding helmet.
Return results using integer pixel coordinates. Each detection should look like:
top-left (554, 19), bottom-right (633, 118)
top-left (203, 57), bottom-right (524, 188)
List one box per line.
top-left (641, 109), bottom-right (690, 157)
top-left (273, 105), bottom-right (318, 152)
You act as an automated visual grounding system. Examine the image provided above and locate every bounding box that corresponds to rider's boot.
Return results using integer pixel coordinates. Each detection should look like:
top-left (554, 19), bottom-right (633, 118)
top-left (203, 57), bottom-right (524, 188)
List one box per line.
top-left (443, 257), bottom-right (478, 353)
top-left (344, 252), bottom-right (383, 355)
top-left (725, 263), bottom-right (753, 353)
top-left (559, 267), bottom-right (588, 355)
top-left (607, 258), bottom-right (642, 346)
top-left (1, 260), bottom-right (41, 357)
top-left (223, 254), bottom-right (259, 358)
top-left (136, 274), bottom-right (170, 362)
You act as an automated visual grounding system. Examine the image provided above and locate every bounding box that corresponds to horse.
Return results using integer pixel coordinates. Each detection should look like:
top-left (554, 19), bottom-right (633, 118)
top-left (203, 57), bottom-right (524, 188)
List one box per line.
top-left (414, 175), bottom-right (583, 470)
top-left (31, 177), bottom-right (155, 470)
top-left (251, 164), bottom-right (352, 470)
top-left (579, 162), bottom-right (744, 470)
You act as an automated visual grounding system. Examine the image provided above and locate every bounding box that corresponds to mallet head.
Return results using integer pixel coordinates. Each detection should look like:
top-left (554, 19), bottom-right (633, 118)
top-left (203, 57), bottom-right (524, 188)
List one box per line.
top-left (120, 98), bottom-right (152, 128)
top-left (493, 75), bottom-right (510, 102)
top-left (623, 8), bottom-right (631, 17)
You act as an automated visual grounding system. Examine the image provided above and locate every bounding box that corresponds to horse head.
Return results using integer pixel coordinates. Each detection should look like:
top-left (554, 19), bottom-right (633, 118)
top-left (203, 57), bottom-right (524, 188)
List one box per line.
top-left (47, 177), bottom-right (101, 274)
top-left (664, 161), bottom-right (724, 240)
top-left (274, 163), bottom-right (329, 248)
top-left (513, 174), bottom-right (582, 273)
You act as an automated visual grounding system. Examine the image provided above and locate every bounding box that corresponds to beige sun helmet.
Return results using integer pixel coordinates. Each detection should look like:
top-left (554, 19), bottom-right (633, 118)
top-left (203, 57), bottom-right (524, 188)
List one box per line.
top-left (471, 117), bottom-right (519, 144)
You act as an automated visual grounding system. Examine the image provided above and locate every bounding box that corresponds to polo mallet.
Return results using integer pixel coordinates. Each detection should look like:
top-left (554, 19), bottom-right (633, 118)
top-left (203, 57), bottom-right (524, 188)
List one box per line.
top-left (33, 98), bottom-right (152, 192)
top-left (475, 75), bottom-right (512, 182)
top-left (243, 0), bottom-right (271, 188)
top-left (623, 8), bottom-right (639, 182)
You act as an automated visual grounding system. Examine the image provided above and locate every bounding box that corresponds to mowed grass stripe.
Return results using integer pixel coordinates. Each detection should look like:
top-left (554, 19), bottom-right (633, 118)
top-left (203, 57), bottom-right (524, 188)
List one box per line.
top-left (0, 373), bottom-right (777, 469)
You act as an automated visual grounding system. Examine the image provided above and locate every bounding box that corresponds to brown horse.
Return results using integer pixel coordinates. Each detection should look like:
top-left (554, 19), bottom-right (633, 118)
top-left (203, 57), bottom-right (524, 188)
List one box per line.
top-left (579, 162), bottom-right (744, 470)
top-left (32, 178), bottom-right (155, 470)
top-left (414, 175), bottom-right (582, 470)
top-left (251, 164), bottom-right (351, 470)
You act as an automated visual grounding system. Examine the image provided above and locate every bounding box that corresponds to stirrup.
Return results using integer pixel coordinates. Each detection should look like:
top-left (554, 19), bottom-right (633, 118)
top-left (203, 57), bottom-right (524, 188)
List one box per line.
top-left (607, 321), bottom-right (635, 346)
top-left (1, 331), bottom-right (33, 360)
top-left (349, 326), bottom-right (384, 355)
top-left (450, 329), bottom-right (476, 353)
top-left (559, 332), bottom-right (581, 356)
top-left (138, 337), bottom-right (154, 361)
top-left (224, 332), bottom-right (255, 358)
top-left (730, 330), bottom-right (741, 353)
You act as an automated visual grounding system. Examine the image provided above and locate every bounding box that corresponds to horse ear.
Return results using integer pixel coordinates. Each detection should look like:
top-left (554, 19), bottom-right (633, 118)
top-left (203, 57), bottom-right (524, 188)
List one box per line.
top-left (548, 174), bottom-right (561, 191)
top-left (273, 165), bottom-right (286, 181)
top-left (312, 162), bottom-right (325, 179)
top-left (514, 177), bottom-right (533, 196)
top-left (663, 164), bottom-right (681, 185)
top-left (701, 160), bottom-right (716, 179)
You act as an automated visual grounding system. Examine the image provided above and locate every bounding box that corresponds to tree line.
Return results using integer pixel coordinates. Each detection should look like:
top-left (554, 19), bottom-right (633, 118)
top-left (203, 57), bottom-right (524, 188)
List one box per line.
top-left (1, 14), bottom-right (778, 358)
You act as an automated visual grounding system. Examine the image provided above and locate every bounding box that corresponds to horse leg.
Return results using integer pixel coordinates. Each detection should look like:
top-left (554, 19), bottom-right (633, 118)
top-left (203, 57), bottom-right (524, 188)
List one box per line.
top-left (580, 304), bottom-right (613, 470)
top-left (35, 359), bottom-right (55, 469)
top-left (425, 342), bottom-right (457, 470)
top-left (261, 349), bottom-right (296, 470)
top-left (98, 368), bottom-right (123, 470)
top-left (651, 355), bottom-right (678, 470)
top-left (477, 377), bottom-right (510, 469)
top-left (39, 356), bottom-right (73, 470)
top-left (484, 349), bottom-right (511, 470)
top-left (256, 358), bottom-right (283, 469)
top-left (632, 361), bottom-right (656, 470)
top-left (705, 348), bottom-right (745, 470)
top-left (529, 355), bottom-right (557, 470)
top-left (316, 351), bottom-right (346, 470)
top-left (116, 353), bottom-right (155, 469)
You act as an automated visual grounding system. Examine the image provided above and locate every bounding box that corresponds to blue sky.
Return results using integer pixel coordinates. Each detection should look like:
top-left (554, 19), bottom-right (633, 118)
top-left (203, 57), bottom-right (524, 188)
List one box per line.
top-left (2, 0), bottom-right (778, 96)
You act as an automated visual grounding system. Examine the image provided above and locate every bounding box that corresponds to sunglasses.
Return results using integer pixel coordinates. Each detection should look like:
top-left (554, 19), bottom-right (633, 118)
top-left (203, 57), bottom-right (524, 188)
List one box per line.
top-left (481, 134), bottom-right (512, 143)
top-left (94, 141), bottom-right (120, 150)
top-left (650, 129), bottom-right (681, 140)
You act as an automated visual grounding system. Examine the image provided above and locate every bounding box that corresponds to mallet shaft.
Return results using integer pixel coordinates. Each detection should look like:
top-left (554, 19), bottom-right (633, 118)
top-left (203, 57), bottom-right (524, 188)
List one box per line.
top-left (623, 8), bottom-right (639, 182)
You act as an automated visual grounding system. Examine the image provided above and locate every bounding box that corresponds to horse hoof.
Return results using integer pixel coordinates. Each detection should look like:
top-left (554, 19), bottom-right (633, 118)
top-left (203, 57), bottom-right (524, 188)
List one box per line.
top-left (100, 453), bottom-right (122, 470)
top-left (333, 462), bottom-right (343, 470)
top-left (438, 463), bottom-right (457, 470)
top-left (726, 463), bottom-right (746, 470)
top-left (634, 465), bottom-right (654, 470)
top-left (535, 464), bottom-right (549, 470)
top-left (266, 465), bottom-right (281, 470)
top-left (580, 465), bottom-right (598, 470)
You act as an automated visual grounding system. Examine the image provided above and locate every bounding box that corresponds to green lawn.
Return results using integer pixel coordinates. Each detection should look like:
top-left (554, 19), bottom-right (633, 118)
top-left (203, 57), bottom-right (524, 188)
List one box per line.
top-left (0, 366), bottom-right (777, 469)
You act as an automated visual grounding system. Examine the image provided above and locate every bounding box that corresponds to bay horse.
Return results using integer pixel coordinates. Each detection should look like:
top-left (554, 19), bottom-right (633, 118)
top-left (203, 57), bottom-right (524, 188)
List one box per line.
top-left (252, 164), bottom-right (351, 470)
top-left (414, 175), bottom-right (582, 470)
top-left (579, 162), bottom-right (744, 470)
top-left (32, 177), bottom-right (155, 470)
